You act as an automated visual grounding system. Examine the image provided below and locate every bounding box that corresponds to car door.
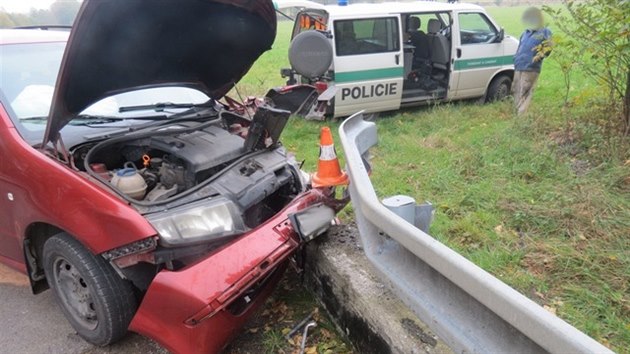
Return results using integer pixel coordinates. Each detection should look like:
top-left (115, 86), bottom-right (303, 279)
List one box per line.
top-left (0, 113), bottom-right (24, 263)
top-left (452, 12), bottom-right (509, 99)
top-left (332, 15), bottom-right (404, 117)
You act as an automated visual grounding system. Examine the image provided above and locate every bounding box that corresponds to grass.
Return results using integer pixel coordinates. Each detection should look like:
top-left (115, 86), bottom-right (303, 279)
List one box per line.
top-left (237, 6), bottom-right (630, 353)
top-left (262, 330), bottom-right (286, 354)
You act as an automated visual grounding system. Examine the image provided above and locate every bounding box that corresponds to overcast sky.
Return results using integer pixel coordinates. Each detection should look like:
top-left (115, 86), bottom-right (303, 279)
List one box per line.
top-left (0, 0), bottom-right (60, 13)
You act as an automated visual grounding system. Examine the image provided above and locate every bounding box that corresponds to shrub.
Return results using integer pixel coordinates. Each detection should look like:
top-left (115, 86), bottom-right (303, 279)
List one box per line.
top-left (544, 0), bottom-right (630, 135)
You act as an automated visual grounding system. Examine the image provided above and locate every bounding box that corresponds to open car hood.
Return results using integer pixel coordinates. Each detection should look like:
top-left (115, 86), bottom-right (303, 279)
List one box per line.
top-left (43, 0), bottom-right (276, 144)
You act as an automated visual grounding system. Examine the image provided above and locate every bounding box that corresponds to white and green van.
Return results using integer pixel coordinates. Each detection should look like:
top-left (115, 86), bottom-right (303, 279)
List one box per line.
top-left (270, 0), bottom-right (519, 119)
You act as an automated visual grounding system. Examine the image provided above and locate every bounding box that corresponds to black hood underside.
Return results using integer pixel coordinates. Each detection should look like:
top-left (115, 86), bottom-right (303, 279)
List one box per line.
top-left (44, 0), bottom-right (276, 144)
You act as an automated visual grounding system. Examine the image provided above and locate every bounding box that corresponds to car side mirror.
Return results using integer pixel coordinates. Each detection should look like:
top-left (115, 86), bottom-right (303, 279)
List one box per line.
top-left (495, 28), bottom-right (505, 43)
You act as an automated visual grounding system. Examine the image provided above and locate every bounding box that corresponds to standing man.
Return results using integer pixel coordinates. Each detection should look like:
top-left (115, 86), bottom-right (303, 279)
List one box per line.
top-left (513, 7), bottom-right (552, 115)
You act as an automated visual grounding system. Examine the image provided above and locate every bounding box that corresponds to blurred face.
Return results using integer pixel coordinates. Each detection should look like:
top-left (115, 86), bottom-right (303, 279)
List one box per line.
top-left (522, 9), bottom-right (543, 30)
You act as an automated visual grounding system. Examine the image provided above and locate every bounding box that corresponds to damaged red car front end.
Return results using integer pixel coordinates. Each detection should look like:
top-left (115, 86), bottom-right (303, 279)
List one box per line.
top-left (130, 189), bottom-right (342, 353)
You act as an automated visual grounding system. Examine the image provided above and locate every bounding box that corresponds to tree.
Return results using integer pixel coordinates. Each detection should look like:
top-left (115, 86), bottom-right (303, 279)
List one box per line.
top-left (0, 12), bottom-right (16, 27)
top-left (544, 0), bottom-right (630, 135)
top-left (542, 35), bottom-right (576, 108)
top-left (0, 0), bottom-right (81, 28)
top-left (27, 8), bottom-right (55, 25)
top-left (0, 10), bottom-right (34, 27)
top-left (50, 0), bottom-right (80, 25)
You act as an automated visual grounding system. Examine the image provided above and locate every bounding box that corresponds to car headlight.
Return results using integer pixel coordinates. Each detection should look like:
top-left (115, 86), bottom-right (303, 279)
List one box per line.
top-left (147, 198), bottom-right (246, 247)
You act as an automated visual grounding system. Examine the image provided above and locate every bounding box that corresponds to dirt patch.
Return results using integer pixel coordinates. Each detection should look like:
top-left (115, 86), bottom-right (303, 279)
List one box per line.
top-left (420, 136), bottom-right (452, 150)
top-left (570, 159), bottom-right (592, 176)
top-left (400, 318), bottom-right (437, 347)
top-left (0, 263), bottom-right (30, 287)
top-left (548, 126), bottom-right (582, 157)
top-left (520, 250), bottom-right (555, 278)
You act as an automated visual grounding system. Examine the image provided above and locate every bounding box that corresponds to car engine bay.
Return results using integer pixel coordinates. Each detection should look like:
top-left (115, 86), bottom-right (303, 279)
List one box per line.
top-left (72, 106), bottom-right (305, 237)
top-left (85, 123), bottom-right (253, 202)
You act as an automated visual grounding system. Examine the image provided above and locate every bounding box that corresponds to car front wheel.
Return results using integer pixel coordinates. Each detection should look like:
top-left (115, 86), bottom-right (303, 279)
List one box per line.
top-left (43, 233), bottom-right (137, 346)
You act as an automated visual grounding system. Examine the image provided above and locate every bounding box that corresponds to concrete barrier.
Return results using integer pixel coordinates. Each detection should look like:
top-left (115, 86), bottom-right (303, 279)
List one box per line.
top-left (305, 225), bottom-right (452, 354)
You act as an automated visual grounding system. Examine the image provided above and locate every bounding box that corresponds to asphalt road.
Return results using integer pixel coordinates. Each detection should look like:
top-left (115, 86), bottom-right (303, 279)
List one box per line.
top-left (0, 263), bottom-right (167, 354)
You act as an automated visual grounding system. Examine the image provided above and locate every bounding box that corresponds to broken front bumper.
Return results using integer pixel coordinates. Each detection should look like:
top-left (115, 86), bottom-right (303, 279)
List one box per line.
top-left (129, 189), bottom-right (340, 354)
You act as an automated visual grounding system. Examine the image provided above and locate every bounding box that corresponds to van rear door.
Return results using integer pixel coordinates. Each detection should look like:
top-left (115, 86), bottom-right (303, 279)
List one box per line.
top-left (452, 12), bottom-right (509, 98)
top-left (332, 15), bottom-right (403, 117)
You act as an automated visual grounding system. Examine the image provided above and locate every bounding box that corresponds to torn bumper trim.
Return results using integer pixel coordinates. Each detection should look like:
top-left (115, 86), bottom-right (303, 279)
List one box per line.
top-left (129, 189), bottom-right (334, 354)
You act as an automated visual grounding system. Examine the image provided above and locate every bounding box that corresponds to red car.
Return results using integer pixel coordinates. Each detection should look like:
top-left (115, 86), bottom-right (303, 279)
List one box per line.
top-left (0, 0), bottom-right (344, 352)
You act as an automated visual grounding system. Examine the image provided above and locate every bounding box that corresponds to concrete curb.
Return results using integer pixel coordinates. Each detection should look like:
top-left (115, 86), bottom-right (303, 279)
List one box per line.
top-left (304, 224), bottom-right (453, 354)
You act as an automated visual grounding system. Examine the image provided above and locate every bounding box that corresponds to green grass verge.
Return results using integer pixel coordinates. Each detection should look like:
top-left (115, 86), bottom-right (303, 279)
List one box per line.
top-left (238, 6), bottom-right (630, 352)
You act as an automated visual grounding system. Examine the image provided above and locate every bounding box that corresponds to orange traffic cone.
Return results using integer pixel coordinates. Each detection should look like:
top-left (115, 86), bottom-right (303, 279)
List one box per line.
top-left (312, 126), bottom-right (349, 188)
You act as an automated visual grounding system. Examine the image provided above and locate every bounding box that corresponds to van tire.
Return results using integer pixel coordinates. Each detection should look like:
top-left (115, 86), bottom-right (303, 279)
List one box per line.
top-left (43, 233), bottom-right (137, 346)
top-left (486, 75), bottom-right (512, 102)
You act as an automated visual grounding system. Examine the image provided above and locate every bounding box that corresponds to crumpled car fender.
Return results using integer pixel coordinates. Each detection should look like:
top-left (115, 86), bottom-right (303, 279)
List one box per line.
top-left (129, 189), bottom-right (335, 353)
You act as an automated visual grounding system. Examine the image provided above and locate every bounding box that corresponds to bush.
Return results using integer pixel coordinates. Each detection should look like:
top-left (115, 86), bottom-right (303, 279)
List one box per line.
top-left (544, 0), bottom-right (630, 135)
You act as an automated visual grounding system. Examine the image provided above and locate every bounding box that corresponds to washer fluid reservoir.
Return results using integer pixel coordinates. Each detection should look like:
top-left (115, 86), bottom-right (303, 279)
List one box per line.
top-left (111, 162), bottom-right (147, 200)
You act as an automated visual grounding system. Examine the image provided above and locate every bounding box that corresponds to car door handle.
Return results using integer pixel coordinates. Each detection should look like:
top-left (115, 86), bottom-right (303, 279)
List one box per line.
top-left (395, 54), bottom-right (400, 65)
top-left (456, 48), bottom-right (462, 58)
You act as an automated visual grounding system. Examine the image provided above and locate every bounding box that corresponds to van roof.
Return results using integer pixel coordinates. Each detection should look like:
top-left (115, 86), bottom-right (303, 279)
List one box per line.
top-left (305, 1), bottom-right (484, 17)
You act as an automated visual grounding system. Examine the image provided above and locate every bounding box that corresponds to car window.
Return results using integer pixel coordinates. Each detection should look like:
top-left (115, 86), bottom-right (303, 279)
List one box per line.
top-left (458, 12), bottom-right (498, 45)
top-left (334, 17), bottom-right (400, 56)
top-left (0, 42), bottom-right (209, 135)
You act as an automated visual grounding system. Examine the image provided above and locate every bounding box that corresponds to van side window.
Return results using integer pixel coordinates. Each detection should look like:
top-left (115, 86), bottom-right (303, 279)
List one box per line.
top-left (334, 17), bottom-right (400, 56)
top-left (458, 13), bottom-right (498, 45)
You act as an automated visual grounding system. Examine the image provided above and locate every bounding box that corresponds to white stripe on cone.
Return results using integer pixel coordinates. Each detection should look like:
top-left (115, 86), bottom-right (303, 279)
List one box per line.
top-left (319, 145), bottom-right (337, 161)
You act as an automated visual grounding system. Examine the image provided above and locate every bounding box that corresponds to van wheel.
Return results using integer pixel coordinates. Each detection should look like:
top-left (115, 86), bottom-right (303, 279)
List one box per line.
top-left (43, 233), bottom-right (137, 346)
top-left (486, 75), bottom-right (512, 102)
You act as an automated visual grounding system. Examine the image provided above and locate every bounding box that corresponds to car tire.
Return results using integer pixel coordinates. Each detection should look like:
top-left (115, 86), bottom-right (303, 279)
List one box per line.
top-left (486, 75), bottom-right (512, 102)
top-left (43, 233), bottom-right (137, 346)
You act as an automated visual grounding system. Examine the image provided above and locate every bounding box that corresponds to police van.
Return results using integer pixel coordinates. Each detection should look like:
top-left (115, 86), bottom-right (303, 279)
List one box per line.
top-left (271, 0), bottom-right (519, 119)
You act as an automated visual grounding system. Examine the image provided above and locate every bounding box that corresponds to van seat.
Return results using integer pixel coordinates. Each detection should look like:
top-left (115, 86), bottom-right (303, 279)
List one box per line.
top-left (427, 19), bottom-right (450, 72)
top-left (408, 16), bottom-right (430, 63)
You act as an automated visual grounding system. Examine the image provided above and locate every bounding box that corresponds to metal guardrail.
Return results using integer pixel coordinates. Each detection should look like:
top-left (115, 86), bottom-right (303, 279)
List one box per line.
top-left (338, 112), bottom-right (613, 354)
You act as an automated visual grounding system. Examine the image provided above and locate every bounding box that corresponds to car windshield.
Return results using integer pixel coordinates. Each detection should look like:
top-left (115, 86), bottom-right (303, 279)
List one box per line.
top-left (1, 42), bottom-right (64, 124)
top-left (0, 41), bottom-right (209, 134)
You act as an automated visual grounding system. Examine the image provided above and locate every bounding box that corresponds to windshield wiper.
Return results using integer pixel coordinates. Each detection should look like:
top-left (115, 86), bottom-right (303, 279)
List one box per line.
top-left (118, 101), bottom-right (213, 113)
top-left (81, 111), bottom-right (220, 141)
top-left (20, 116), bottom-right (48, 121)
top-left (74, 114), bottom-right (169, 121)
top-left (20, 114), bottom-right (171, 124)
top-left (68, 114), bottom-right (173, 127)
